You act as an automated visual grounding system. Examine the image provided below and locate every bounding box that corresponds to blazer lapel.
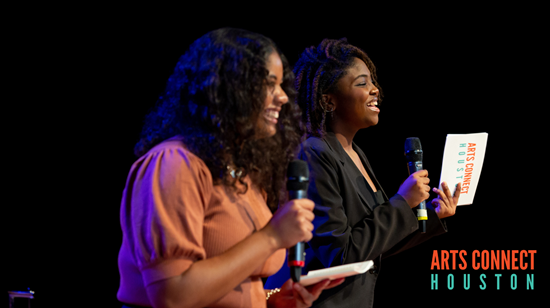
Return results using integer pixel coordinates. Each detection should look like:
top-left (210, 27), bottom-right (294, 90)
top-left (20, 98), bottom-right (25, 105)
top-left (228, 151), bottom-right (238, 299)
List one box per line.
top-left (324, 133), bottom-right (375, 211)
top-left (353, 143), bottom-right (389, 202)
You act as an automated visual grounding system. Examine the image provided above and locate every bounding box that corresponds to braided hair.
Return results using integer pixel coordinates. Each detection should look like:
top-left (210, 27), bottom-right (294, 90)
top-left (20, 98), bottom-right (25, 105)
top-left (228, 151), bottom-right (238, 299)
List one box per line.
top-left (293, 38), bottom-right (382, 138)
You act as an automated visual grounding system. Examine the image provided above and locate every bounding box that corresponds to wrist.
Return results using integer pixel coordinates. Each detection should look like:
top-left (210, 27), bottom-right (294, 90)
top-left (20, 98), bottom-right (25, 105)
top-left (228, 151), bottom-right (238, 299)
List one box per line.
top-left (396, 193), bottom-right (414, 209)
top-left (259, 223), bottom-right (282, 252)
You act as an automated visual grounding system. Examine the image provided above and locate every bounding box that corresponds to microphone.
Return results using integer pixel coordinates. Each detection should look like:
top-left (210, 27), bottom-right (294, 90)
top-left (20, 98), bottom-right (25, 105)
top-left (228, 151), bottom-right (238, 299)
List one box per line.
top-left (404, 137), bottom-right (427, 234)
top-left (286, 159), bottom-right (309, 282)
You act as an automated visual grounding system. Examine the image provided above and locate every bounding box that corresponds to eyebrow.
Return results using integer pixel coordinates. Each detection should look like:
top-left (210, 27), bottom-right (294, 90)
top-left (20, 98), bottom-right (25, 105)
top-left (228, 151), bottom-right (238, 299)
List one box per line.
top-left (268, 74), bottom-right (282, 84)
top-left (354, 74), bottom-right (370, 81)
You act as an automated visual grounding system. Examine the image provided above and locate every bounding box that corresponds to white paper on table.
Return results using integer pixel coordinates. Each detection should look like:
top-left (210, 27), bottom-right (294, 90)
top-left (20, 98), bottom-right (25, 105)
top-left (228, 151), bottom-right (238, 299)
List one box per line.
top-left (439, 133), bottom-right (488, 205)
top-left (299, 260), bottom-right (374, 286)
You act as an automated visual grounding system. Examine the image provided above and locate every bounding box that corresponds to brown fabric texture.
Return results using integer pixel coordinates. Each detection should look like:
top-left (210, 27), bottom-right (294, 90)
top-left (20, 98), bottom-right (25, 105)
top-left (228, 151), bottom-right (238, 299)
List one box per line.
top-left (117, 137), bottom-right (285, 307)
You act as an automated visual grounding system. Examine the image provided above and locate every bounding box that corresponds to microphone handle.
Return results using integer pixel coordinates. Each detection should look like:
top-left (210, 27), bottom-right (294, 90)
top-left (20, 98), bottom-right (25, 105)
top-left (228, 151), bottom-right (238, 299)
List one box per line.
top-left (288, 189), bottom-right (307, 282)
top-left (288, 190), bottom-right (307, 200)
top-left (408, 161), bottom-right (427, 233)
top-left (288, 243), bottom-right (305, 282)
top-left (418, 201), bottom-right (427, 234)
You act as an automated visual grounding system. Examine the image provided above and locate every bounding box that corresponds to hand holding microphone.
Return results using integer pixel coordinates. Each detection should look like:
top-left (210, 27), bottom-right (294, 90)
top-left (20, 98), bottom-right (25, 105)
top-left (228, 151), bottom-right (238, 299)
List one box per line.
top-left (265, 160), bottom-right (314, 282)
top-left (398, 169), bottom-right (431, 209)
top-left (402, 137), bottom-right (431, 233)
top-left (400, 138), bottom-right (430, 208)
top-left (400, 137), bottom-right (461, 229)
top-left (267, 199), bottom-right (314, 250)
top-left (286, 160), bottom-right (310, 282)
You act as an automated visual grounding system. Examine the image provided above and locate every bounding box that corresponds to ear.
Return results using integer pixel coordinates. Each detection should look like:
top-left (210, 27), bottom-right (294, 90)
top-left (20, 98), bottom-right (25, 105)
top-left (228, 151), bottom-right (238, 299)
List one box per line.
top-left (321, 94), bottom-right (336, 112)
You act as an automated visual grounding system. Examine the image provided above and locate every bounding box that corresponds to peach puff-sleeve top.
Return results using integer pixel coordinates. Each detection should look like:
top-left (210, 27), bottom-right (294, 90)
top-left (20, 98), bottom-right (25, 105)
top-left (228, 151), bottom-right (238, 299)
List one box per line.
top-left (117, 137), bottom-right (286, 307)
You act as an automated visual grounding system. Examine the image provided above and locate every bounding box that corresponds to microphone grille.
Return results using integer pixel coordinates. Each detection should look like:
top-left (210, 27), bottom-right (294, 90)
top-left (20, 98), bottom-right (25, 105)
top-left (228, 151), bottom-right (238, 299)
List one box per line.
top-left (404, 137), bottom-right (423, 162)
top-left (287, 160), bottom-right (309, 191)
top-left (404, 137), bottom-right (422, 152)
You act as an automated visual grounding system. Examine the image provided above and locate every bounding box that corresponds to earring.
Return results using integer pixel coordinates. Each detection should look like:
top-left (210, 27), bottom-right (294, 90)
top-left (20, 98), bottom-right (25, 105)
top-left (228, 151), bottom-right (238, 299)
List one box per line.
top-left (227, 165), bottom-right (242, 179)
top-left (321, 97), bottom-right (334, 113)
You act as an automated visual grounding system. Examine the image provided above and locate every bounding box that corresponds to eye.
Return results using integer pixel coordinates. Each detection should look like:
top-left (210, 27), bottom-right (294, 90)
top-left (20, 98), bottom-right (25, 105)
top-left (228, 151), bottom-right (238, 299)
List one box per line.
top-left (266, 81), bottom-right (276, 93)
top-left (358, 79), bottom-right (375, 87)
top-left (356, 77), bottom-right (369, 87)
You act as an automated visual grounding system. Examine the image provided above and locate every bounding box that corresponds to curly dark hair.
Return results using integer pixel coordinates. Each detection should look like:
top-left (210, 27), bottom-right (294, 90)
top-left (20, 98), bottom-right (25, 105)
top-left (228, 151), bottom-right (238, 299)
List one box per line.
top-left (134, 28), bottom-right (303, 211)
top-left (293, 38), bottom-right (383, 138)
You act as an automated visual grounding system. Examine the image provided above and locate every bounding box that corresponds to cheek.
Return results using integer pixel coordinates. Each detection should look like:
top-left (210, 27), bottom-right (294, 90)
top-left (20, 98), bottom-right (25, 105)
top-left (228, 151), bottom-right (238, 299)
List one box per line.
top-left (357, 92), bottom-right (370, 108)
top-left (255, 113), bottom-right (277, 138)
top-left (263, 93), bottom-right (274, 109)
top-left (345, 91), bottom-right (367, 110)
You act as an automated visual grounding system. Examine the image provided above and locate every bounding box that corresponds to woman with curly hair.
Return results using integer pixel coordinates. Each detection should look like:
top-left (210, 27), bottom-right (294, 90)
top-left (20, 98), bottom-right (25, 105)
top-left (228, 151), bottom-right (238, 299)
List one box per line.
top-left (117, 28), bottom-right (343, 308)
top-left (265, 38), bottom-right (460, 307)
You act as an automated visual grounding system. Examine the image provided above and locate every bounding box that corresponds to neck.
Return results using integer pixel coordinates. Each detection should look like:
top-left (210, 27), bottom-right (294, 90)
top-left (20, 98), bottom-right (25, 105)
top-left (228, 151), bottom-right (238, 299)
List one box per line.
top-left (329, 120), bottom-right (359, 152)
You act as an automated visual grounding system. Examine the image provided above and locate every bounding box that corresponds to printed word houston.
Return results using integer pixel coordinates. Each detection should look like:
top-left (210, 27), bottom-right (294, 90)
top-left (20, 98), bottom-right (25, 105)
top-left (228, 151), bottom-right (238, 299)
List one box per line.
top-left (430, 250), bottom-right (536, 290)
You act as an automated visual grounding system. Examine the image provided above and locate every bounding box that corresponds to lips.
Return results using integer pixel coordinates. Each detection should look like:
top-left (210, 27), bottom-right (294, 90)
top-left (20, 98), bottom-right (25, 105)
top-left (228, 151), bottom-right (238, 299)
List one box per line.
top-left (366, 101), bottom-right (380, 112)
top-left (264, 108), bottom-right (279, 123)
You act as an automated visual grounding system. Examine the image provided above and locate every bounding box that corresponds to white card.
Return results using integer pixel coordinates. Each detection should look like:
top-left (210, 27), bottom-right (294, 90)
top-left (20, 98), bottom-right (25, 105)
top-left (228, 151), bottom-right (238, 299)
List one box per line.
top-left (439, 133), bottom-right (488, 205)
top-left (299, 260), bottom-right (374, 286)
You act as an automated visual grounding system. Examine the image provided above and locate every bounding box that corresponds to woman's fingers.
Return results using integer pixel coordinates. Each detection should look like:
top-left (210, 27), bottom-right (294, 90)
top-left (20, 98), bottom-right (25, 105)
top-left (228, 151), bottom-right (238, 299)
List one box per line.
top-left (432, 182), bottom-right (460, 219)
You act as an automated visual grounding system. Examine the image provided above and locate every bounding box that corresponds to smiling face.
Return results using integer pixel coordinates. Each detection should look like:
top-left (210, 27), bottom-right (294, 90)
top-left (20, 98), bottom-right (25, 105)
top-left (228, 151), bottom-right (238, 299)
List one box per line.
top-left (326, 57), bottom-right (380, 132)
top-left (255, 51), bottom-right (289, 139)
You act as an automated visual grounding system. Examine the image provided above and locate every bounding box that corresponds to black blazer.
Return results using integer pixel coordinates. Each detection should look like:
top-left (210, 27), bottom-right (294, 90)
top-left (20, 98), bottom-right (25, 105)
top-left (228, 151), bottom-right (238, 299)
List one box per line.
top-left (266, 132), bottom-right (447, 308)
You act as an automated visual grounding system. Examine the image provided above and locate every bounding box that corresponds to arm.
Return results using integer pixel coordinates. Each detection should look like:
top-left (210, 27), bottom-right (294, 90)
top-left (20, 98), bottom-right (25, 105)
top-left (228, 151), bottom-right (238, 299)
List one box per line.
top-left (382, 181), bottom-right (461, 259)
top-left (301, 141), bottom-right (420, 267)
top-left (128, 146), bottom-right (315, 308)
top-left (147, 215), bottom-right (311, 308)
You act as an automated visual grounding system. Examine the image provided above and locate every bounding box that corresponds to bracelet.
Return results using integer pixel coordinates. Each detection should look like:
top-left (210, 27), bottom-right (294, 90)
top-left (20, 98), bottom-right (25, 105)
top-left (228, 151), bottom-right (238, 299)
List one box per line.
top-left (265, 288), bottom-right (281, 301)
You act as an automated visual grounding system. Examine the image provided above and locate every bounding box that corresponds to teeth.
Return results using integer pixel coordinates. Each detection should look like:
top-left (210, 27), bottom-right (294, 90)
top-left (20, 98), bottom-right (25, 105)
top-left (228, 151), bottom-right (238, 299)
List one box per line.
top-left (367, 102), bottom-right (378, 107)
top-left (265, 110), bottom-right (279, 119)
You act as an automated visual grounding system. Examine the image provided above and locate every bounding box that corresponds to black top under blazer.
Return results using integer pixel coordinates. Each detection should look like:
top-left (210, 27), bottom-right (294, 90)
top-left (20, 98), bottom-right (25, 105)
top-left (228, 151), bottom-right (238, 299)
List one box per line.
top-left (265, 132), bottom-right (447, 308)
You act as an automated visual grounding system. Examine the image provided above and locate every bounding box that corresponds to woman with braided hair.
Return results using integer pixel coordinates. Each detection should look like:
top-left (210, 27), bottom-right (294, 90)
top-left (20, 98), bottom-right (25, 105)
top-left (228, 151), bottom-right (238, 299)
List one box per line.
top-left (265, 38), bottom-right (460, 307)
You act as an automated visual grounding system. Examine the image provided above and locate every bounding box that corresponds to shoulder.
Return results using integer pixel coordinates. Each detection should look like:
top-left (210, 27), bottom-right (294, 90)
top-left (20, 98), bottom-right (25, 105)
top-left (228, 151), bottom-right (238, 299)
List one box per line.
top-left (301, 136), bottom-right (331, 154)
top-left (146, 136), bottom-right (190, 156)
top-left (299, 136), bottom-right (341, 171)
top-left (145, 137), bottom-right (204, 166)
top-left (131, 136), bottom-right (212, 185)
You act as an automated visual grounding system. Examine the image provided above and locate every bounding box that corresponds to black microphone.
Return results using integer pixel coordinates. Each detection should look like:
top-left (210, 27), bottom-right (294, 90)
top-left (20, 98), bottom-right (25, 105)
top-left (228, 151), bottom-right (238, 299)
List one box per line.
top-left (404, 137), bottom-right (427, 234)
top-left (286, 159), bottom-right (309, 282)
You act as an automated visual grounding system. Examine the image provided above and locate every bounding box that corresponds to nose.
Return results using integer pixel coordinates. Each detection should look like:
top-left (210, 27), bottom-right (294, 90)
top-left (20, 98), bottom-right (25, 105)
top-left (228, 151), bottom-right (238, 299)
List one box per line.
top-left (275, 87), bottom-right (289, 106)
top-left (370, 84), bottom-right (379, 97)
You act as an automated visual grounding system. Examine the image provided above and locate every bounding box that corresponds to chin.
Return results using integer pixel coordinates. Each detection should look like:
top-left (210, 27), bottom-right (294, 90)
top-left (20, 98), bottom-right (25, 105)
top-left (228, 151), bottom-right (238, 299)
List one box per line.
top-left (371, 116), bottom-right (380, 126)
top-left (363, 118), bottom-right (379, 128)
top-left (267, 127), bottom-right (277, 137)
top-left (256, 126), bottom-right (277, 139)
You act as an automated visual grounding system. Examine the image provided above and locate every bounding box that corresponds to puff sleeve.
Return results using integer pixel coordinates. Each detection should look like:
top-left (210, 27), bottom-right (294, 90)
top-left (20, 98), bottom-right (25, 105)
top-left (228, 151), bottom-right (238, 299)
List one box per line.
top-left (120, 144), bottom-right (213, 286)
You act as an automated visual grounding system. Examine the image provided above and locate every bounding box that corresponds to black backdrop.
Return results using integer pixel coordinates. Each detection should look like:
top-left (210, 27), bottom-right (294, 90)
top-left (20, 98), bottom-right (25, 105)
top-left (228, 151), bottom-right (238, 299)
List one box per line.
top-left (6, 5), bottom-right (546, 308)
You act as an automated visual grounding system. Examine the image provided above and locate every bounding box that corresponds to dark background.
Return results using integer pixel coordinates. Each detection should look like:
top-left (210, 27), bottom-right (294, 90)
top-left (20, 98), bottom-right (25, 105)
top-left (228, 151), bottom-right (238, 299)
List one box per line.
top-left (6, 5), bottom-right (546, 308)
